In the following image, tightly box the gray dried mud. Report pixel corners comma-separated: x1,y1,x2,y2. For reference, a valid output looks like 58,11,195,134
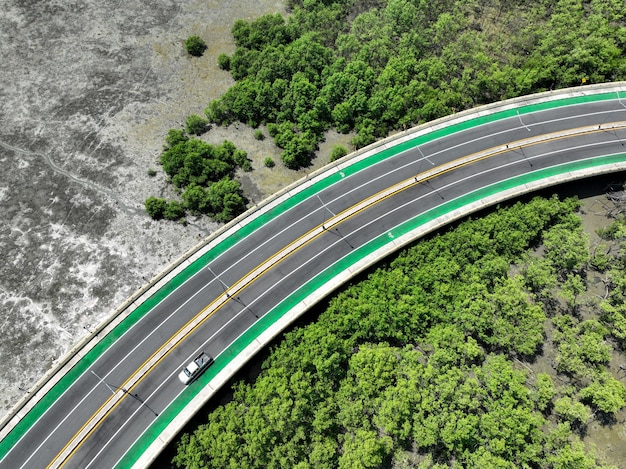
0,0,291,416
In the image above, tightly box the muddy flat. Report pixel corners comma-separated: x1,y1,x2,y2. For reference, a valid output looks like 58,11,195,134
0,0,291,417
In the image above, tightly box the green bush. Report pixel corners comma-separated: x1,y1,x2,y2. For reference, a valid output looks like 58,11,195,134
145,196,167,220
164,201,186,221
281,134,315,169
165,128,188,148
263,157,275,168
553,397,591,426
554,318,612,377
206,178,247,222
590,245,610,272
329,145,348,162
579,372,626,415
534,373,556,412
217,53,231,71
182,184,210,215
185,35,207,57
160,139,238,186
254,129,265,140
150,135,252,223
597,219,626,240
185,114,209,136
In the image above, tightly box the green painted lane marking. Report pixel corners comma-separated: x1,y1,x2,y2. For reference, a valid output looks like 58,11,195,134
117,153,626,468
0,89,622,461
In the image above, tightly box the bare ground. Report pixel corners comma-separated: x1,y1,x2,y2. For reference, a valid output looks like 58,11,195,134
0,0,296,417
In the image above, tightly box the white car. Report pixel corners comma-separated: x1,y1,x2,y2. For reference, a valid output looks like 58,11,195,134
178,351,213,385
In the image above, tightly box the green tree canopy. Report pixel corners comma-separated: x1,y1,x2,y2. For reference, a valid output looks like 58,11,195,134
202,0,626,167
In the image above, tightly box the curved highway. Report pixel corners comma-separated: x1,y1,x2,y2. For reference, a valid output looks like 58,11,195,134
1,85,626,468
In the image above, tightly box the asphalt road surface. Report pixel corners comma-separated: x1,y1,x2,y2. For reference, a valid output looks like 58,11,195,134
2,91,626,468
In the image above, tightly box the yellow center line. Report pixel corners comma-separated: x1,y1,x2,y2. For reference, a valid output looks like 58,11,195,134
50,121,626,468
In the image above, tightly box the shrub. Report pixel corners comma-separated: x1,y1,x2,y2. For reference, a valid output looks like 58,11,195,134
267,122,279,138
579,372,626,415
145,196,167,220
281,134,315,169
206,178,247,222
185,35,207,57
264,157,275,168
329,145,348,162
553,396,591,426
217,53,231,71
165,128,188,148
147,168,157,177
254,129,265,140
164,200,186,221
183,184,210,214
186,114,209,136
534,373,555,412
590,244,610,272
233,149,252,171
597,219,626,240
